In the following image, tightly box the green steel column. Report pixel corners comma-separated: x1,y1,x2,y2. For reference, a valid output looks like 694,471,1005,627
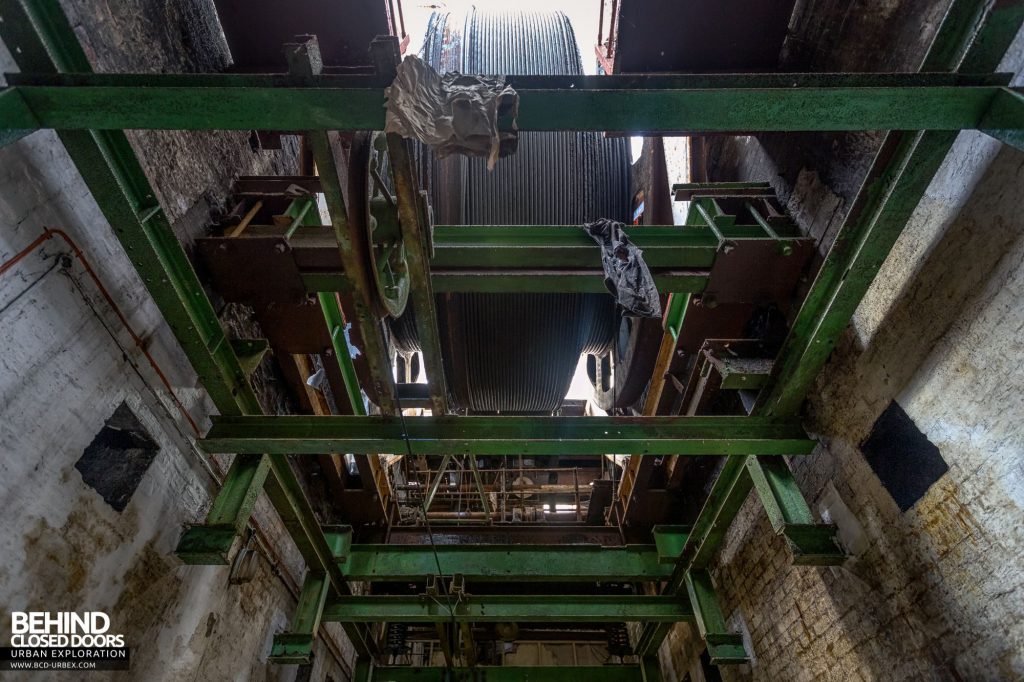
637,0,1024,662
979,87,1024,151
0,0,274,566
0,87,37,146
684,570,748,664
307,129,398,413
353,658,373,682
269,573,330,663
5,77,1018,133
319,292,366,415
746,457,845,565
641,657,663,682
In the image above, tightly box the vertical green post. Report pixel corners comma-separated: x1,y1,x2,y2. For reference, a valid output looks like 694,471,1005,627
269,573,330,663
684,570,748,665
746,457,845,565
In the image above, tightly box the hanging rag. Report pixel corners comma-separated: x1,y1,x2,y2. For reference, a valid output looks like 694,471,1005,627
384,55,519,170
584,219,662,318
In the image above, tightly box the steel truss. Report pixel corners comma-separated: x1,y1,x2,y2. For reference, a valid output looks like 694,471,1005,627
1,0,1021,677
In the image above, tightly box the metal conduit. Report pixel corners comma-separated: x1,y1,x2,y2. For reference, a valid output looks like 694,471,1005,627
392,9,631,413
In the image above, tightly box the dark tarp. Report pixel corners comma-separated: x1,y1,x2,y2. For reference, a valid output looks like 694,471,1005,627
584,219,662,318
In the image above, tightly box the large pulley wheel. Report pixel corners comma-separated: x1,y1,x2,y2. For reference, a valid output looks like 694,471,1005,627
362,131,410,318
588,314,663,411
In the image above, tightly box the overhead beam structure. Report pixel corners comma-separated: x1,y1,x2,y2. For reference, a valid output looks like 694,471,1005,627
339,543,682,582
200,415,817,456
1,72,1020,135
634,0,1024,657
3,0,1022,674
322,595,693,623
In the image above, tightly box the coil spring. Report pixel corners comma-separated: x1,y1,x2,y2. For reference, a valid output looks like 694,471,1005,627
606,623,630,656
386,622,409,655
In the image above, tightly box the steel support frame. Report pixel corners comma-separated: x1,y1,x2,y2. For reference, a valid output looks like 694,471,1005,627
199,415,817,456
338,543,685,582
0,0,383,656
636,0,1024,658
4,0,1022,670
323,595,693,623
2,73,1020,135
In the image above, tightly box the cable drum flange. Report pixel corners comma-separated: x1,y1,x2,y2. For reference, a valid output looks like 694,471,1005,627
391,9,631,413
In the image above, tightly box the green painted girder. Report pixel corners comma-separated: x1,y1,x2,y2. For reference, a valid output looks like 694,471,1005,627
427,225,795,268
0,87,36,145
423,269,708,294
368,665,646,682
754,1,1024,418
269,572,330,664
2,72,1019,134
307,129,398,414
322,595,693,624
287,222,781,293
319,292,366,416
685,570,748,664
340,544,676,582
199,415,816,456
746,456,845,565
287,223,800,264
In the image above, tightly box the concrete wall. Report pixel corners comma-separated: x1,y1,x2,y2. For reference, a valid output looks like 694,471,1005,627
661,10,1024,682
0,1,355,680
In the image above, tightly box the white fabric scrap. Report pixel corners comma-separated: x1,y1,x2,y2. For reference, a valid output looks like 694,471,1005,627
384,55,519,170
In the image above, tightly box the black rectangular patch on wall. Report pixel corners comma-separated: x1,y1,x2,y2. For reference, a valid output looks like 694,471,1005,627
75,401,160,512
860,400,948,512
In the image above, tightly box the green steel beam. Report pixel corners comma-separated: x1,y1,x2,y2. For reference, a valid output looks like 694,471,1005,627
303,270,707,294
307,131,397,415
641,657,663,682
199,415,816,456
368,665,645,682
979,87,1024,150
322,595,693,623
339,544,677,582
281,223,801,269
427,224,792,269
634,456,754,656
0,87,37,146
3,73,1019,133
753,128,960,416
685,570,748,665
319,292,365,415
756,0,1024,418
0,0,279,566
746,457,845,565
